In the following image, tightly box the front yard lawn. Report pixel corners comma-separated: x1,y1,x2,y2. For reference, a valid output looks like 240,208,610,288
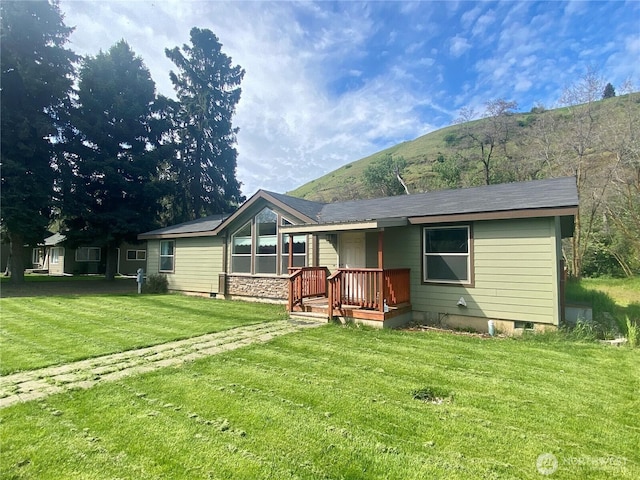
0,295,287,374
1,325,638,479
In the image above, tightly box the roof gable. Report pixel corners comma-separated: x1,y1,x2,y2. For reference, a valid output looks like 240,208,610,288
211,190,325,235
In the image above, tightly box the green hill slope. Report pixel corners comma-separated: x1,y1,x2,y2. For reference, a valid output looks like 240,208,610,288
288,94,639,203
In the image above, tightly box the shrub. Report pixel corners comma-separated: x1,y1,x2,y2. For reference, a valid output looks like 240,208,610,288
142,274,168,294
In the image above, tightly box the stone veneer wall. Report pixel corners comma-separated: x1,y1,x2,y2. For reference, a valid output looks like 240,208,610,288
225,275,288,301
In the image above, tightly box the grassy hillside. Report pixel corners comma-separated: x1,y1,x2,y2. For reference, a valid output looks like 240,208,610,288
288,94,639,202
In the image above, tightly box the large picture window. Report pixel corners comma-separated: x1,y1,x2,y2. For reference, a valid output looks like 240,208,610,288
423,226,471,284
76,247,101,262
159,240,175,272
230,209,307,275
232,222,252,273
255,209,278,274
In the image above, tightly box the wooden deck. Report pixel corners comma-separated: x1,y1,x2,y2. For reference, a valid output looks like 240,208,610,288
288,266,412,326
291,296,412,323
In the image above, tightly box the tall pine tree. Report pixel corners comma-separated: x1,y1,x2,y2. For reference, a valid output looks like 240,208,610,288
0,0,76,283
165,28,245,223
61,41,170,279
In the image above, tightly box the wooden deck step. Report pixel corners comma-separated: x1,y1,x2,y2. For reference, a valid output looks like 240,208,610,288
289,311,329,322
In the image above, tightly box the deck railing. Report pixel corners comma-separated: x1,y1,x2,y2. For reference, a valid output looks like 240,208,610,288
327,268,410,313
288,267,328,311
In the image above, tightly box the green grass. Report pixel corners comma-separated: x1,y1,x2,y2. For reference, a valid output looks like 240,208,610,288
1,325,638,479
572,277,640,308
0,295,287,374
565,277,640,338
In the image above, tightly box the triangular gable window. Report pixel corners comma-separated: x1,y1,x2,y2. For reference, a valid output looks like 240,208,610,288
230,209,307,275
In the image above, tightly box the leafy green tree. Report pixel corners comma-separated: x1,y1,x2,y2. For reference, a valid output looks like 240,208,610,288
165,27,245,223
363,154,408,197
432,154,461,189
452,99,519,186
61,41,170,279
0,0,76,283
602,82,616,99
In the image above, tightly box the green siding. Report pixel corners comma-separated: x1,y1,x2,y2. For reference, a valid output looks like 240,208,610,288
318,236,338,272
146,240,160,274
148,237,223,294
384,218,560,325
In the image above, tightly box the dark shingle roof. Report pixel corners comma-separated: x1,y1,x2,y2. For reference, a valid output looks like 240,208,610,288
139,177,577,238
264,190,325,221
316,177,577,223
139,214,228,237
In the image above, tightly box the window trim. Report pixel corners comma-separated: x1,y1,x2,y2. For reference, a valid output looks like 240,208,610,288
422,225,474,286
126,249,146,261
75,247,101,262
159,240,175,273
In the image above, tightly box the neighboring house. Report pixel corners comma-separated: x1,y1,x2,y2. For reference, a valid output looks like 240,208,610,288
33,233,146,276
139,177,578,333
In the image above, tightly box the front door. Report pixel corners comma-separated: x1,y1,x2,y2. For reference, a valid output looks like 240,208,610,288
339,232,366,304
339,232,365,268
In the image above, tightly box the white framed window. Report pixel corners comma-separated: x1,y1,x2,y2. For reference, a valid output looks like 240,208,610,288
159,240,174,272
281,234,307,273
75,247,101,262
231,221,252,273
32,248,44,266
423,226,471,284
126,250,146,261
50,247,62,264
255,208,278,274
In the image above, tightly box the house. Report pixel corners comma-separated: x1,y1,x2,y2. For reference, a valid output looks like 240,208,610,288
139,177,578,333
32,233,146,276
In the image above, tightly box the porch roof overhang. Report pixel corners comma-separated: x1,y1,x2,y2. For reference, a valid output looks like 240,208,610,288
408,205,578,232
280,217,408,234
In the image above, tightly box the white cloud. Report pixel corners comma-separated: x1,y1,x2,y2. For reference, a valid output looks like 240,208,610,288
449,35,472,57
60,1,434,196
57,0,640,197
471,10,496,37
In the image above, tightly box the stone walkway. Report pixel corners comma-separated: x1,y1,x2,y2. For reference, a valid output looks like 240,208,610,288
0,319,322,409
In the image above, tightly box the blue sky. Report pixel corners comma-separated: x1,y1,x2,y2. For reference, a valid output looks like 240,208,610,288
59,0,640,196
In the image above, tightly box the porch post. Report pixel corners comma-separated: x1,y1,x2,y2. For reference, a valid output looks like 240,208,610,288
378,230,384,312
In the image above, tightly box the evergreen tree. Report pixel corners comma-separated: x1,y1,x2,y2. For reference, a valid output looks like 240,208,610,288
0,0,76,283
602,82,616,99
165,28,245,223
61,41,170,279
